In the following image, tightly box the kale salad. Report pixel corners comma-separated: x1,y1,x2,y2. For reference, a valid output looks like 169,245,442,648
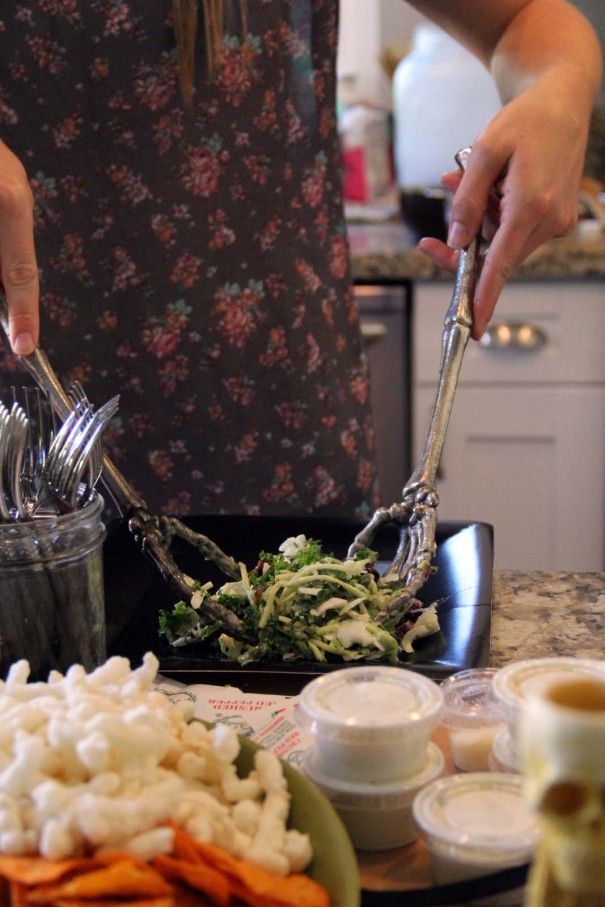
159,535,439,665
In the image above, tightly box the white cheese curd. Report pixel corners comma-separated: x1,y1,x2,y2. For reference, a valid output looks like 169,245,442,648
0,652,312,873
278,534,309,558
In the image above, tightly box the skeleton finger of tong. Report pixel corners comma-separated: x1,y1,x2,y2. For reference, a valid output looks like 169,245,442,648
0,297,246,639
347,147,481,625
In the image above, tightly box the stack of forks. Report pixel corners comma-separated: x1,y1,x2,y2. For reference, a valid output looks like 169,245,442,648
0,384,118,521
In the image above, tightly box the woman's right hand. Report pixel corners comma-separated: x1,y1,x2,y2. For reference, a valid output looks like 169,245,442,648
0,140,39,354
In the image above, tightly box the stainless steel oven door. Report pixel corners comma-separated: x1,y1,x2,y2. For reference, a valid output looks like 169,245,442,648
355,283,412,505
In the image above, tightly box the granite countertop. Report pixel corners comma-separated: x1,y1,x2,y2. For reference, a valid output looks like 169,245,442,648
490,570,605,664
348,218,605,283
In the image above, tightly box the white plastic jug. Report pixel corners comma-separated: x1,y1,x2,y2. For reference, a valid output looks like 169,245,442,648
393,24,502,190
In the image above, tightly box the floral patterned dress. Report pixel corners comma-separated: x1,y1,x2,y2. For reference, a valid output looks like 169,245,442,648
0,1,378,519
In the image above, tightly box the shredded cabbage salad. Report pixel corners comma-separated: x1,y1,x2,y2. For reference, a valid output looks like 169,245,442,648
159,535,440,665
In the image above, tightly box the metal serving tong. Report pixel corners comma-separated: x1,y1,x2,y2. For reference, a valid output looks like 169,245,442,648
347,147,480,624
0,295,245,638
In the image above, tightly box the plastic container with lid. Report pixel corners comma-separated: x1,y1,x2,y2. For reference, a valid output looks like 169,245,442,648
440,668,506,772
412,772,539,902
296,666,443,783
489,728,520,774
492,657,605,754
303,741,444,851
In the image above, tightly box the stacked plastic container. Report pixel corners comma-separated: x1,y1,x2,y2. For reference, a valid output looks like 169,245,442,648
412,667,538,899
297,666,444,850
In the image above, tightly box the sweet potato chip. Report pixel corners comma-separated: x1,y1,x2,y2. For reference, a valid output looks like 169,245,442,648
152,854,229,907
170,825,206,865
171,884,214,907
89,850,139,867
229,870,331,907
8,879,28,907
26,860,174,902
0,855,99,886
0,824,331,907
49,900,174,907
191,841,330,907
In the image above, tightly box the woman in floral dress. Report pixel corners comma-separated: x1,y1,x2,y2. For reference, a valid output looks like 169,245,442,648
0,1,601,519
0,1,379,517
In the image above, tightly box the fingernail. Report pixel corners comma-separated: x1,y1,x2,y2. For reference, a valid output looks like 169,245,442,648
13,332,34,355
448,220,470,249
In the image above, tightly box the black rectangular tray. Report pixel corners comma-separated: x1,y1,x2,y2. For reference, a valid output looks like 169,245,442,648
104,514,493,694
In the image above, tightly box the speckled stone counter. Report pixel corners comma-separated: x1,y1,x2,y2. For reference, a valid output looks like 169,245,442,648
348,219,605,283
490,571,605,665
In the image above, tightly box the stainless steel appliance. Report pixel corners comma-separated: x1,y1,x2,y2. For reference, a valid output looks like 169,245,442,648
355,282,412,504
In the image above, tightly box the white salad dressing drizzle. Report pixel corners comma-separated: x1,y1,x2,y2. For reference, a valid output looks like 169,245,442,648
317,677,419,723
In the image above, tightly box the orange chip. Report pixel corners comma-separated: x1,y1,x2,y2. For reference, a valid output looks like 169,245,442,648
8,879,29,907
152,854,229,906
189,842,235,875
171,883,215,907
90,850,139,867
26,859,174,903
49,900,174,907
0,855,98,886
0,825,331,907
170,825,205,865
191,841,330,907
228,869,331,907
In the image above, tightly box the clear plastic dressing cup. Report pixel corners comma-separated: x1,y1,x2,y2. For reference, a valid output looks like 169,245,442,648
297,665,443,783
441,668,506,772
412,771,539,902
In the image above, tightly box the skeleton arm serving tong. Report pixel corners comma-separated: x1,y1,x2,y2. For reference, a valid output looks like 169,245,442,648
347,146,479,624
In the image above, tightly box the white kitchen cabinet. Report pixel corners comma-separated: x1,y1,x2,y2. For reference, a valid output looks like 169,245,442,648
412,280,605,570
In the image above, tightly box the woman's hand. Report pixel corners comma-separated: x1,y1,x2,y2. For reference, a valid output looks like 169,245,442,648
419,76,590,340
0,140,39,354
410,0,602,340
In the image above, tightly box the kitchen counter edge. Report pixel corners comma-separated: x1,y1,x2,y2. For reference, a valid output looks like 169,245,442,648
350,223,605,283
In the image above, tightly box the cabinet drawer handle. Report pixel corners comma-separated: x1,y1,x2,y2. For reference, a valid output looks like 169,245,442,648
361,320,388,345
479,322,547,351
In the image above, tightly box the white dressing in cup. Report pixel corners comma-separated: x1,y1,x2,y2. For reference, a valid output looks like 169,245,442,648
440,668,505,772
412,772,539,903
296,666,443,782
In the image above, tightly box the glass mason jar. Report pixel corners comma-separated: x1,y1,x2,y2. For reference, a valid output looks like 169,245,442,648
0,492,106,680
